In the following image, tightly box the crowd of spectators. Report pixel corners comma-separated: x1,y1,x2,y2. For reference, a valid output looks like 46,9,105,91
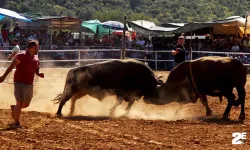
1,22,250,70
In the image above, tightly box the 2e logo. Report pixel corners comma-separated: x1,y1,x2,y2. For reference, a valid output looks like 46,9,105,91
232,132,247,144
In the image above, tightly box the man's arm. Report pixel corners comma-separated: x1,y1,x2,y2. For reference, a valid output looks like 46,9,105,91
36,67,44,78
172,47,181,56
0,58,20,83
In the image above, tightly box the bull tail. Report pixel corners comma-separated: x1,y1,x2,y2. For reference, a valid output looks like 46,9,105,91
51,70,71,104
52,93,64,104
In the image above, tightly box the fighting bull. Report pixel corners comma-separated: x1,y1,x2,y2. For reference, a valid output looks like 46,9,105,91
53,59,163,117
144,56,247,121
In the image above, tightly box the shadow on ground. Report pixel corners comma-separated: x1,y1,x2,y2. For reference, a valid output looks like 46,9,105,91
185,115,244,125
63,115,130,121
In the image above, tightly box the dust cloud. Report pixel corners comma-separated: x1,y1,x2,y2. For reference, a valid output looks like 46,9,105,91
0,68,191,121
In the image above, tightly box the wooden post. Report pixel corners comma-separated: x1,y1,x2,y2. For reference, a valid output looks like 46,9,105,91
121,16,127,59
50,26,52,47
79,25,83,46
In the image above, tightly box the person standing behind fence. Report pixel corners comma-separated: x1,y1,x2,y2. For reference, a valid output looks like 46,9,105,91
0,40,44,128
7,38,20,60
171,35,187,68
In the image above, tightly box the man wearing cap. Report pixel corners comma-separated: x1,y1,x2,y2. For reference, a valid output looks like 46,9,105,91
171,35,187,68
0,40,44,128
7,38,20,60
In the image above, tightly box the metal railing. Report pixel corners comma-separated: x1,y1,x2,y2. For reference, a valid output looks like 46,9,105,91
1,49,250,70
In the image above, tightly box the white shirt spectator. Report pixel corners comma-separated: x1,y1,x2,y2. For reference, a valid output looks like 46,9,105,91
12,44,20,53
231,45,240,51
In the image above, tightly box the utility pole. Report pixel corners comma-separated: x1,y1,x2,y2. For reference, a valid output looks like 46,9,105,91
121,16,127,59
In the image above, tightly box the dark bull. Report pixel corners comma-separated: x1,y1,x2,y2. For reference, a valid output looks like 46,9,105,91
144,56,247,121
53,59,163,117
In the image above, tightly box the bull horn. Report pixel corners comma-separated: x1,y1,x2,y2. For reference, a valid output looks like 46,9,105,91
157,75,163,80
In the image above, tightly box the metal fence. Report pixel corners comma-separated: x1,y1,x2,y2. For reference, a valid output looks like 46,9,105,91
1,48,250,70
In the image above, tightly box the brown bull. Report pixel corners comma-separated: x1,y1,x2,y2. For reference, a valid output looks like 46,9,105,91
144,56,247,121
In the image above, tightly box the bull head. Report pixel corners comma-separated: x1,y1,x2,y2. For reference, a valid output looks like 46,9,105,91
143,77,197,105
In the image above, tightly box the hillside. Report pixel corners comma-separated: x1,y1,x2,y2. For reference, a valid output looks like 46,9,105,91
3,0,250,24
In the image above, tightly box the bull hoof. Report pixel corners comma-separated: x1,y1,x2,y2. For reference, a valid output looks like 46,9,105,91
233,100,241,107
239,114,245,121
206,110,212,116
109,110,116,118
56,113,63,118
125,110,130,117
222,115,230,121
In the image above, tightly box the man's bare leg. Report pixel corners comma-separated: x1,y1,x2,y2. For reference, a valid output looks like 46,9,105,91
10,105,15,119
12,100,30,127
12,101,23,127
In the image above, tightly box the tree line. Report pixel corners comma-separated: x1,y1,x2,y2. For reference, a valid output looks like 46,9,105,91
3,0,250,25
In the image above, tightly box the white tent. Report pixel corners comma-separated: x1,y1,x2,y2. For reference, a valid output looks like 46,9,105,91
127,20,178,36
0,8,31,22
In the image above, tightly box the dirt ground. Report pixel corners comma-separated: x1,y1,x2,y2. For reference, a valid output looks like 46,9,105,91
0,68,250,149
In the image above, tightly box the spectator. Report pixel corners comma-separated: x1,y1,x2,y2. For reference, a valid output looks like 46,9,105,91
36,31,44,45
8,31,15,45
7,38,20,60
102,35,113,47
3,39,9,50
113,34,121,48
171,35,187,68
84,35,93,46
27,32,36,41
68,34,74,46
0,34,3,46
231,41,240,51
13,21,21,37
93,34,101,46
1,23,8,42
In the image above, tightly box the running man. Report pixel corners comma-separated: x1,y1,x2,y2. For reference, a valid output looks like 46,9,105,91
0,40,44,128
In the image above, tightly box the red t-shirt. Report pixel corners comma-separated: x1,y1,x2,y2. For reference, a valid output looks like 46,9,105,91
14,51,40,85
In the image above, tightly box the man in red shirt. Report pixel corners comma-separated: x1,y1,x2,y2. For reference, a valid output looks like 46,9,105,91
0,40,44,128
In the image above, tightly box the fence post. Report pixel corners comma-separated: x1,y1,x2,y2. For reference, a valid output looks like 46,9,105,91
78,49,81,67
120,48,122,59
155,51,158,71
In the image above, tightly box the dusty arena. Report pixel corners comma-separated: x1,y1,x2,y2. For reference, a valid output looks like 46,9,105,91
0,68,250,149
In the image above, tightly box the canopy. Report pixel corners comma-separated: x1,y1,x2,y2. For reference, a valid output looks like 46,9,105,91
102,21,124,30
19,16,81,30
127,20,177,36
174,16,250,36
0,14,5,20
38,16,81,29
82,20,101,33
0,8,31,22
82,20,116,35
